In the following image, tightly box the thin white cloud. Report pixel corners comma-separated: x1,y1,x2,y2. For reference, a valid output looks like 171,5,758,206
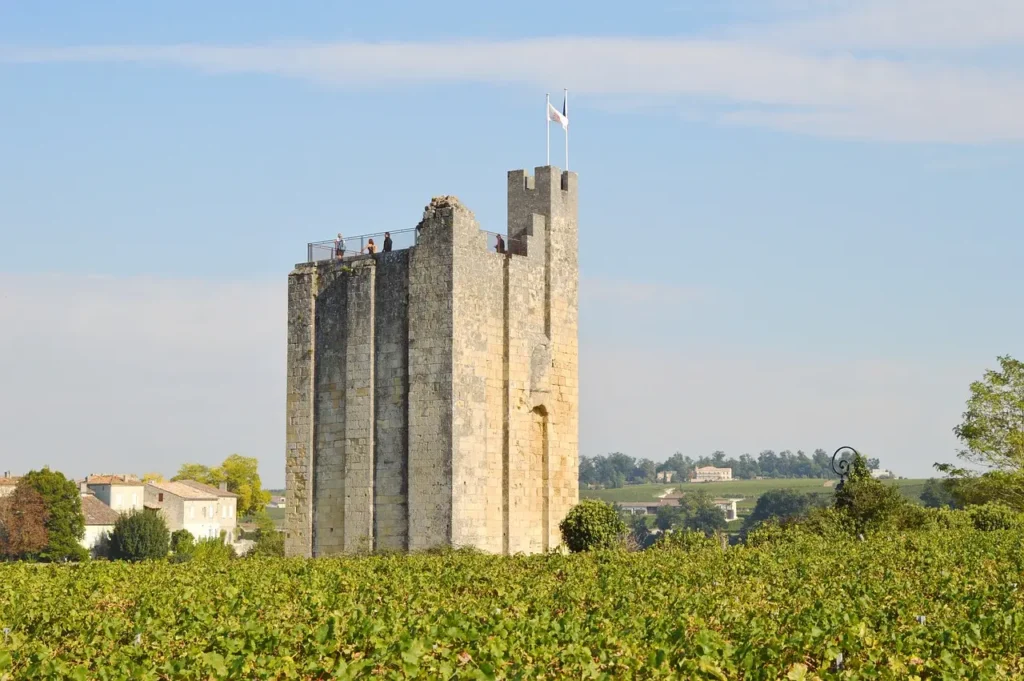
4,32,1024,142
743,0,1024,51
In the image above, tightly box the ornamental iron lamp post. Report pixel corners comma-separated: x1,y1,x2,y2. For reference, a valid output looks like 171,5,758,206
831,446,859,491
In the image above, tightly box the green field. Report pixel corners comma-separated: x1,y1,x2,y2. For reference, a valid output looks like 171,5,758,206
2,528,1022,678
583,478,929,506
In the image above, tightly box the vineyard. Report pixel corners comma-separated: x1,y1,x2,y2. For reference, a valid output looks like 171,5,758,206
2,529,1023,679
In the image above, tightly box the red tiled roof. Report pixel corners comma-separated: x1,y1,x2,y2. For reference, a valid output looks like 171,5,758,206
81,494,120,526
177,480,238,498
86,475,142,486
146,480,217,500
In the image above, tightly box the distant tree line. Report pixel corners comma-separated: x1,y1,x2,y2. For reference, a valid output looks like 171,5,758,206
580,450,882,488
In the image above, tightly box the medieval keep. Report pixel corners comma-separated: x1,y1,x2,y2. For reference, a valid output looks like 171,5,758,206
285,166,579,556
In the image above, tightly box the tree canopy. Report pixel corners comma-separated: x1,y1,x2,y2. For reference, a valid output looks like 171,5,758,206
742,488,820,532
173,455,270,517
938,355,1024,510
580,448,846,488
20,468,86,562
0,483,49,559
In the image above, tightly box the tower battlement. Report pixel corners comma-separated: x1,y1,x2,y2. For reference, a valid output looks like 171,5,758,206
285,167,579,556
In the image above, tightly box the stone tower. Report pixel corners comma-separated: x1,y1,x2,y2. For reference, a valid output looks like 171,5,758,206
285,166,578,556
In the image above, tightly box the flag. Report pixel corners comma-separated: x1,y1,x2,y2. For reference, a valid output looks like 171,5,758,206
548,97,568,130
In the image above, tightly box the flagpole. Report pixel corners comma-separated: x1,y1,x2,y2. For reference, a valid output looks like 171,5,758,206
564,89,569,170
546,93,551,166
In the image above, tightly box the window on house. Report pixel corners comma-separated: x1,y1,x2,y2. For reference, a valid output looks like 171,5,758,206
158,493,164,502
229,506,233,518
189,506,195,519
132,493,138,506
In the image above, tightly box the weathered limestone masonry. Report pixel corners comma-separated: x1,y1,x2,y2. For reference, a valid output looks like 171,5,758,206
285,166,578,556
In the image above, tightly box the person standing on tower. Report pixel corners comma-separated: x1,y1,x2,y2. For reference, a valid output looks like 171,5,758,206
383,232,393,252
495,233,506,254
334,233,345,260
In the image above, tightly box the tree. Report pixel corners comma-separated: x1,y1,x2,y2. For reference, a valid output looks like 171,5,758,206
686,495,727,536
833,453,907,533
141,472,165,483
110,510,170,561
21,468,87,562
248,512,285,557
742,489,817,532
220,454,271,517
174,455,269,518
0,483,49,559
654,505,684,531
866,458,881,471
937,356,1024,509
559,499,627,552
172,463,223,486
920,478,957,509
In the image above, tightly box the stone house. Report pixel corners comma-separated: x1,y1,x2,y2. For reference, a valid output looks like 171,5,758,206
693,466,733,483
177,480,239,535
85,474,145,513
655,471,676,483
80,493,119,557
144,480,237,541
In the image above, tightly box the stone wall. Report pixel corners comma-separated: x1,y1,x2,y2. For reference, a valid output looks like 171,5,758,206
285,167,578,556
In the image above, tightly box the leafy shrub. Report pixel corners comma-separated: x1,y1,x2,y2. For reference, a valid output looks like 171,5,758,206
968,502,1021,531
558,499,626,552
744,519,803,548
170,529,194,555
654,528,718,552
932,507,974,531
191,536,235,562
110,510,169,561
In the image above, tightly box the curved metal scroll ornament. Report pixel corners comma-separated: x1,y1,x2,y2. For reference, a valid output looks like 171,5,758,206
831,446,859,490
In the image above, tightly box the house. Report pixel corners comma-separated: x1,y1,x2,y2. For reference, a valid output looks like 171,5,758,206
177,480,239,536
144,480,237,541
693,466,733,482
870,469,894,480
617,499,683,515
80,493,120,557
618,495,744,522
267,495,286,509
0,473,19,498
712,498,743,521
85,474,145,513
655,471,676,483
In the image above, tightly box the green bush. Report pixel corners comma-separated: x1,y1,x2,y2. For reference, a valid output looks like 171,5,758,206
967,502,1021,531
558,499,626,552
932,507,974,531
109,511,169,562
191,536,235,562
654,528,718,552
170,529,194,555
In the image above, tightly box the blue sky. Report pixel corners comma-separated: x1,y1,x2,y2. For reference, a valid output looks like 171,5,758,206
2,0,1023,486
